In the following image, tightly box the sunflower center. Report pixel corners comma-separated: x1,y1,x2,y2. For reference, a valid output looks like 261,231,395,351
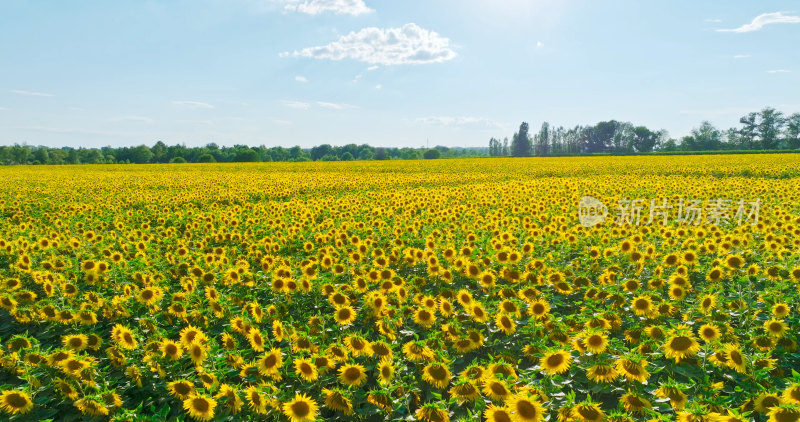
494,410,512,422
532,304,545,314
588,335,603,347
264,354,277,368
516,400,538,418
577,406,600,420
192,398,209,412
669,336,693,351
344,367,361,381
769,322,783,332
175,383,191,395
381,367,391,378
489,382,507,396
300,363,313,374
773,409,800,422
6,393,28,408
166,344,178,355
291,401,310,417
429,365,447,380
546,353,564,367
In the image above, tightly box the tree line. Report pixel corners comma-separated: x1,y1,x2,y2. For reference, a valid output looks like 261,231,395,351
0,142,484,165
490,107,800,156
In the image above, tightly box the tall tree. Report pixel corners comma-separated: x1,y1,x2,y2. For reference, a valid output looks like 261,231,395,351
511,122,530,157
738,112,758,149
632,126,657,153
757,107,785,150
785,113,800,149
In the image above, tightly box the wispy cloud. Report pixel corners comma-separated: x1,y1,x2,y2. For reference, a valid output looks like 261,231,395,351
282,0,372,16
733,54,751,59
367,65,379,71
173,100,214,109
766,69,790,73
417,116,503,129
316,101,356,110
717,12,800,33
273,119,292,125
536,41,544,48
291,23,457,66
375,84,382,90
705,18,722,23
284,100,311,109
0,107,8,111
110,116,154,123
12,89,54,97
295,75,308,83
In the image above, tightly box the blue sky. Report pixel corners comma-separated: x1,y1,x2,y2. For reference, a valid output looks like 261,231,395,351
1,0,798,148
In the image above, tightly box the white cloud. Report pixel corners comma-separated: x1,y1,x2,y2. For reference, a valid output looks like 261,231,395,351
12,89,54,97
279,51,290,58
717,12,800,33
173,100,214,109
417,116,503,129
0,107,7,111
284,100,311,109
352,73,363,82
293,23,457,66
367,65,379,71
295,75,308,82
375,84,382,90
536,41,544,48
733,54,751,59
767,69,790,73
283,0,372,16
316,101,356,110
110,116,154,123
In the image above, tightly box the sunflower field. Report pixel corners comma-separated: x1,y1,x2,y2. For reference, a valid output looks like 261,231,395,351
1,155,799,422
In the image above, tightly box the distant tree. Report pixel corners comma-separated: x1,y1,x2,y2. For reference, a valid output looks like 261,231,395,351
632,126,658,153
785,113,800,149
738,112,758,149
533,122,549,156
288,146,308,161
758,107,785,150
235,148,260,162
423,149,441,159
358,148,375,160
682,121,722,151
151,141,167,163
197,153,216,163
32,147,50,164
129,145,154,164
340,152,354,161
660,138,678,151
311,144,333,161
375,148,388,160
590,121,618,153
511,122,531,157
170,157,187,163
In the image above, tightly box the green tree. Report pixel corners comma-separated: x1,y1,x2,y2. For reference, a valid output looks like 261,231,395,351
130,145,154,164
197,153,216,163
511,122,531,157
170,157,187,163
423,149,441,159
738,112,758,149
757,107,785,149
785,113,800,149
632,126,658,153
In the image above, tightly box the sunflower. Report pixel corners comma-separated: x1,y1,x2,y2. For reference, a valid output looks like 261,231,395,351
495,313,516,335
334,305,357,326
483,379,511,401
183,394,216,421
507,394,545,422
630,295,653,316
785,383,800,404
339,363,367,387
572,402,605,422
698,324,721,342
655,385,688,410
214,384,243,415
367,390,393,412
377,358,394,385
416,402,450,422
584,332,608,354
725,254,745,270
539,350,572,376
767,405,800,422
422,363,452,389
345,335,372,357
471,302,489,323
258,348,284,377
321,388,353,415
663,332,701,362
187,342,207,366
484,404,513,422
248,329,266,352
403,341,435,362
244,386,268,414
168,380,196,399
414,307,436,329
772,303,791,318
620,392,652,414
725,344,747,373
586,363,619,383
180,325,208,348
283,393,318,422
111,324,138,350
449,379,480,403
765,319,787,337
62,334,88,351
755,393,784,414
615,357,650,383
294,357,319,382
